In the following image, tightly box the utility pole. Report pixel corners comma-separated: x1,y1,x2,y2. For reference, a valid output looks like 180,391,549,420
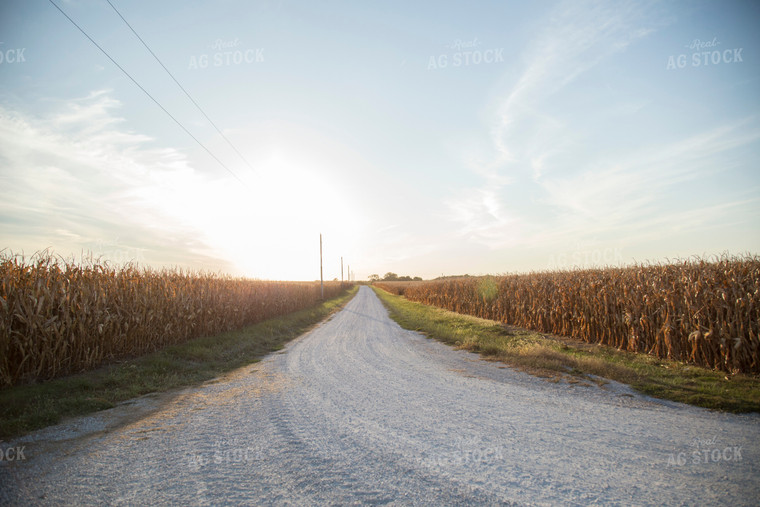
320,233,324,299
341,256,344,286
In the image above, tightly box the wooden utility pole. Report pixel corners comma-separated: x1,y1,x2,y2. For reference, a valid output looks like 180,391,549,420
320,233,324,299
341,256,344,285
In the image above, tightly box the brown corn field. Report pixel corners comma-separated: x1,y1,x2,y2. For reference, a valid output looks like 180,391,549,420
0,253,348,387
376,256,760,374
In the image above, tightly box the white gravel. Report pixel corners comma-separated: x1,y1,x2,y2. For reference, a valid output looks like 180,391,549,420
1,285,758,505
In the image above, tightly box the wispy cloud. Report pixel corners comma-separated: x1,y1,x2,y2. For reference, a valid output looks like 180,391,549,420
491,0,657,162
0,91,234,270
532,118,760,243
448,0,659,248
446,0,759,262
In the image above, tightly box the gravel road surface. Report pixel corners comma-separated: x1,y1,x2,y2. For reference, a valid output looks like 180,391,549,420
1,285,758,505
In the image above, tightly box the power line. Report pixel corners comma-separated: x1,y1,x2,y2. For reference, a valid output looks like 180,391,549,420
47,0,248,187
104,0,256,174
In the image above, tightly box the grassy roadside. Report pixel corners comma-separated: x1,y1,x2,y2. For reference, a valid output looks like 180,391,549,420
0,286,358,439
373,287,760,413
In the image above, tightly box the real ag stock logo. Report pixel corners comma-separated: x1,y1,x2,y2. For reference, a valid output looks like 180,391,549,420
666,435,743,467
186,438,263,471
88,237,147,266
420,435,506,468
0,442,26,462
547,242,624,270
188,38,264,70
666,37,743,70
427,38,504,70
0,42,26,64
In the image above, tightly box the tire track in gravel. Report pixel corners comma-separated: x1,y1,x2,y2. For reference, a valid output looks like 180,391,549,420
1,285,758,505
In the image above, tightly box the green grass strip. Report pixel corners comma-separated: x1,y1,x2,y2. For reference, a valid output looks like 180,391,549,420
373,286,760,413
0,286,358,438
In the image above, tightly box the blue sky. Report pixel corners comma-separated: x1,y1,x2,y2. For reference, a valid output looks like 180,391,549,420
1,0,758,280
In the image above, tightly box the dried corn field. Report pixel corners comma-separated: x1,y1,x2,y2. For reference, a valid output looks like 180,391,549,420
376,256,760,374
0,253,348,387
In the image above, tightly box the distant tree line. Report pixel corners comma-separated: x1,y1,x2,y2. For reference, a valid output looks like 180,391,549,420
368,272,423,282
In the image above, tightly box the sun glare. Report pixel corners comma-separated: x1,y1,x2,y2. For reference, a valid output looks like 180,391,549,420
174,152,358,280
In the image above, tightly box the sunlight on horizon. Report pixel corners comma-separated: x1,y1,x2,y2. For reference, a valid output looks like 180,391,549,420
1,0,758,280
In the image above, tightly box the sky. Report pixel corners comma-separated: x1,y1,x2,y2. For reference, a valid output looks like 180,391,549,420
1,0,758,281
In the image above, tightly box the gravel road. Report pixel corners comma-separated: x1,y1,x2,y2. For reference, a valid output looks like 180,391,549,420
1,285,758,505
